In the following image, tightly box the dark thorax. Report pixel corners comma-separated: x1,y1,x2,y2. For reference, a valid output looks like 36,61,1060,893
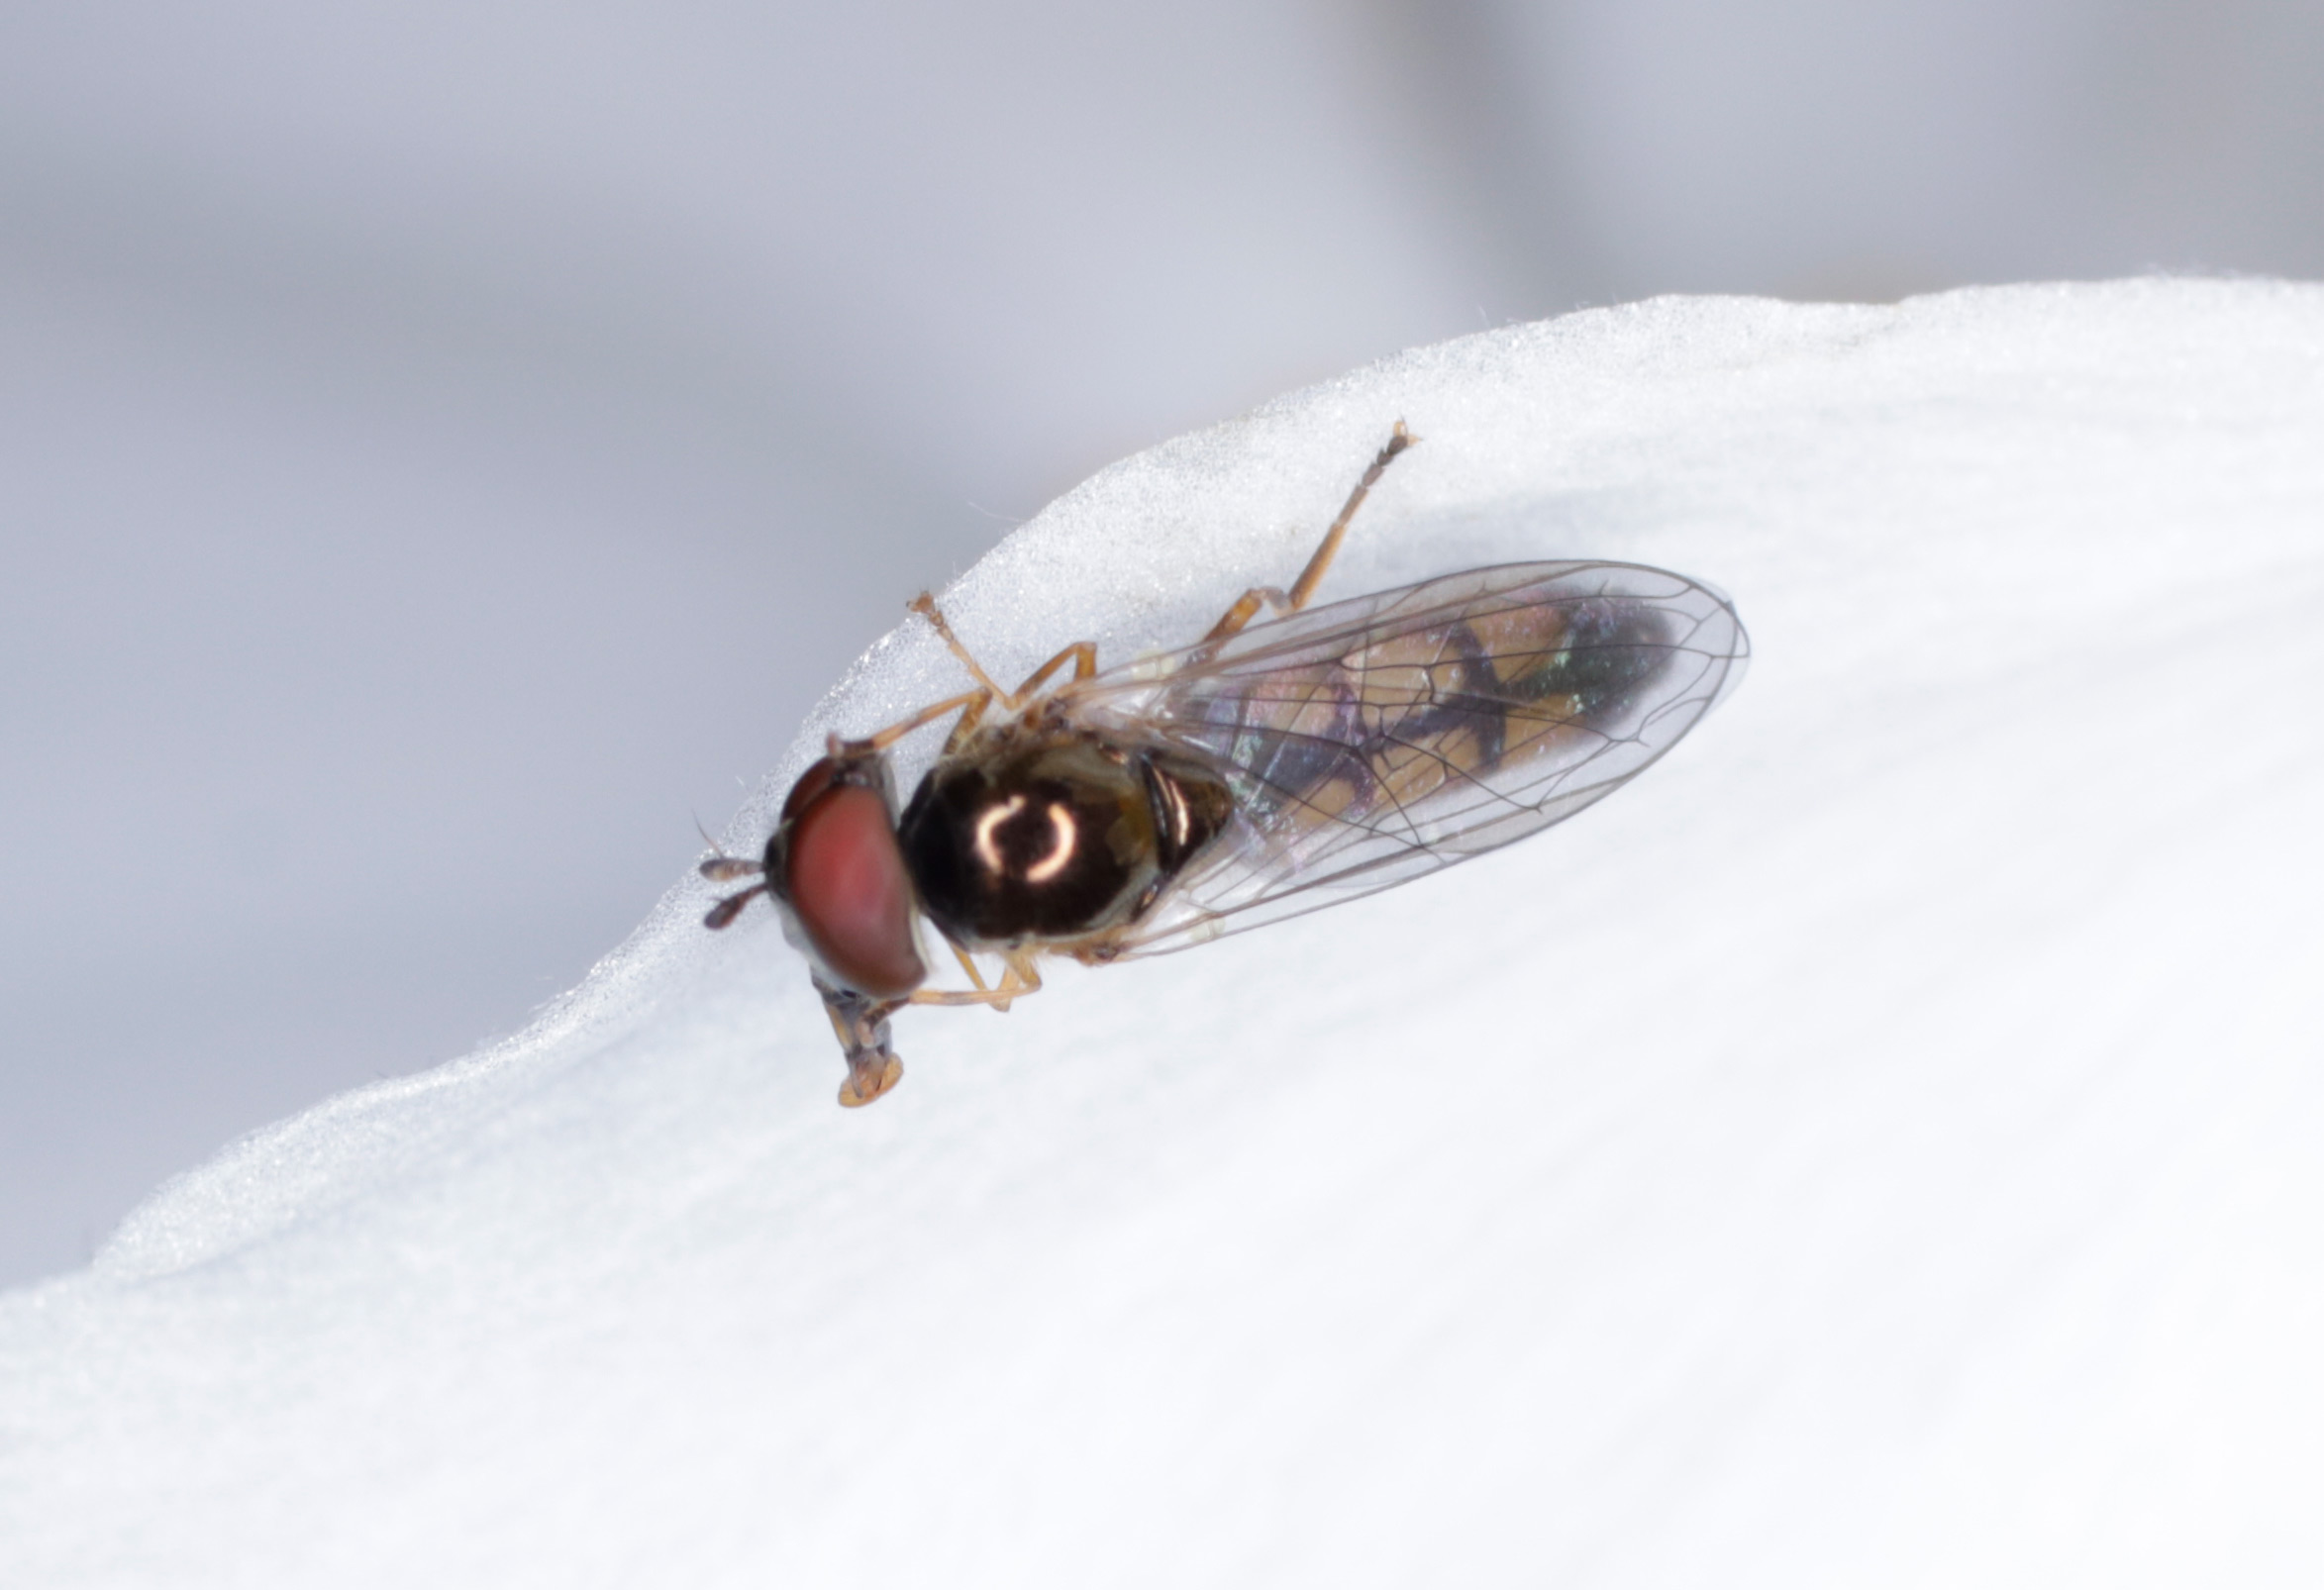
898,723,1232,953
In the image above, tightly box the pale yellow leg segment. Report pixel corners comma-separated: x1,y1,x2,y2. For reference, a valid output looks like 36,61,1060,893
1197,585,1293,647
905,952,1044,1013
913,592,1099,717
1010,641,1099,701
909,593,1011,700
903,986,1019,1010
950,942,994,992
837,688,990,755
1202,420,1417,646
987,952,1042,1014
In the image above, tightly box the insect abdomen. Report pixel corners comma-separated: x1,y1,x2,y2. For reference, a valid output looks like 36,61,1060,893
1489,596,1673,728
1177,594,1676,830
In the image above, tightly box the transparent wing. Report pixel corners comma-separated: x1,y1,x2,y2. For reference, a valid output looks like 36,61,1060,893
1065,560,1748,954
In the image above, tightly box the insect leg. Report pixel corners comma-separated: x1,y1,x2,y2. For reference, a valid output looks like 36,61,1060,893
913,593,1099,711
1196,584,1292,648
694,815,761,881
835,688,990,755
1000,948,1043,998
948,941,995,991
982,950,1042,1013
702,883,767,930
905,953,1044,1013
1011,641,1099,699
903,985,1021,1010
1201,420,1417,646
943,942,1027,1014
908,593,1014,699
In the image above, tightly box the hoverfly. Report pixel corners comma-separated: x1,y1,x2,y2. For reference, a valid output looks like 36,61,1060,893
703,425,1748,1106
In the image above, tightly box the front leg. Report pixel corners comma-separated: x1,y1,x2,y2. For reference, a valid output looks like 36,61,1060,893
834,688,990,757
911,593,1098,717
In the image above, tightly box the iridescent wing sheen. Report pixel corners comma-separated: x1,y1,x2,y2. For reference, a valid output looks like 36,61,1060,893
1064,560,1748,954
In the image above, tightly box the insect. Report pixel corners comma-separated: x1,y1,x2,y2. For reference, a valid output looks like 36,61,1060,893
702,424,1748,1106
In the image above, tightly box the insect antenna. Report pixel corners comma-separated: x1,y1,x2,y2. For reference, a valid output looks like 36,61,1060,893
695,813,763,882
703,884,767,930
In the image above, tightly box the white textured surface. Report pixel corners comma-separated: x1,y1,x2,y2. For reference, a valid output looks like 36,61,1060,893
4,280,2321,1586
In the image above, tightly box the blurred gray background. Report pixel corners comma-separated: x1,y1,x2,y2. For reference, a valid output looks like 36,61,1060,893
3,0,2319,1287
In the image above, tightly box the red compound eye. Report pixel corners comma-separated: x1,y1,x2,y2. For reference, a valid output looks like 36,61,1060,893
782,780,927,999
